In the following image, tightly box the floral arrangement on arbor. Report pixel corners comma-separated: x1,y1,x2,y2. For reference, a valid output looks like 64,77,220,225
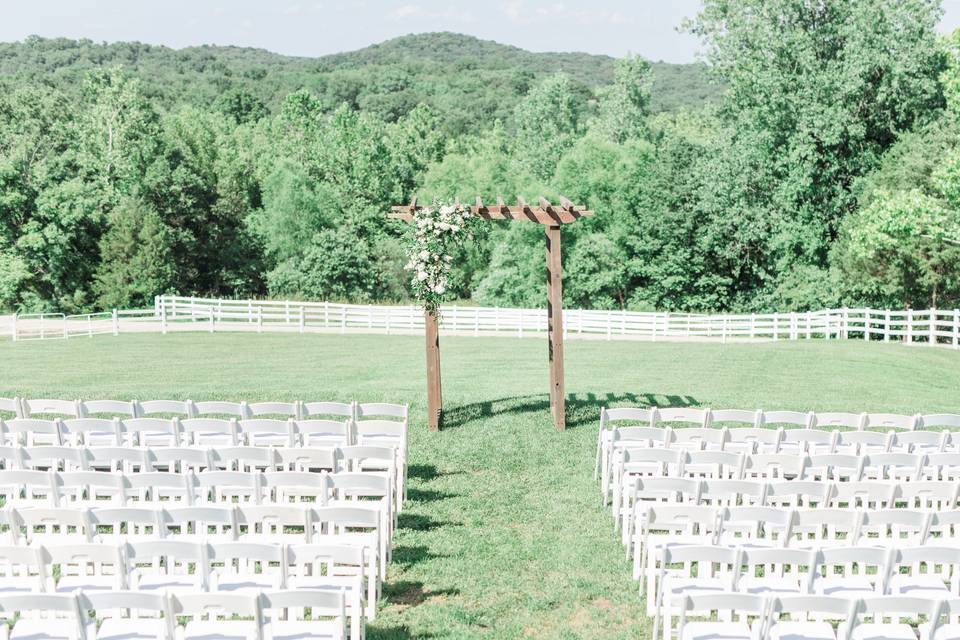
404,199,476,314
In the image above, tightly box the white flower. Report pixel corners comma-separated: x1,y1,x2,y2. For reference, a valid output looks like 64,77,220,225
440,205,455,215
419,250,430,260
417,271,428,282
433,284,445,294
450,224,460,233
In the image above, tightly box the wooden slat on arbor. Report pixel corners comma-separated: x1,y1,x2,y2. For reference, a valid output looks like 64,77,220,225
388,196,592,225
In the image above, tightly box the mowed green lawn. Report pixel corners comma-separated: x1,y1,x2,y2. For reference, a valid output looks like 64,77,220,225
2,333,959,639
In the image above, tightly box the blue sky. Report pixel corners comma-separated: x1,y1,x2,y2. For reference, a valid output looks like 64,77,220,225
5,0,960,63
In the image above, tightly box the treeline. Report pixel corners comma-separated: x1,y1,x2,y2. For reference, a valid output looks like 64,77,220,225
1,3,959,314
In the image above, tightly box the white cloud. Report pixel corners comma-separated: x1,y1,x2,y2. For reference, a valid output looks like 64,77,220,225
283,3,304,15
391,3,474,22
503,1,633,26
393,3,422,18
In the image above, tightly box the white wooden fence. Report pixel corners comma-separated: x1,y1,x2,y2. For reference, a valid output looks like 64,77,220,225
2,294,959,348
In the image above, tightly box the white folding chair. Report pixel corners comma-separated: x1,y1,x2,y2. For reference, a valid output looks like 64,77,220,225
192,401,249,419
295,420,351,448
61,419,122,447
596,407,656,485
237,505,313,544
168,592,261,640
89,507,161,541
275,448,339,474
122,418,179,447
682,450,744,480
338,445,402,507
79,400,137,419
866,413,919,432
0,469,58,506
209,541,285,592
831,481,898,510
160,506,238,542
47,542,126,593
239,420,296,448
0,593,88,640
20,446,87,472
789,508,861,549
737,546,817,596
0,398,21,419
921,414,960,431
814,412,867,431
633,505,721,585
247,402,299,420
897,481,960,511
779,428,836,456
742,454,807,481
657,407,711,429
614,449,686,530
717,506,794,549
804,454,864,482
56,471,126,507
857,510,931,548
264,471,326,504
196,471,263,504
887,546,960,599
726,428,783,456
181,418,238,447
127,539,209,593
652,545,741,634
312,506,385,580
148,447,211,473
854,596,943,640
834,431,893,456
604,419,671,502
16,507,94,545
87,447,150,474
671,592,766,640
814,546,893,598
923,454,960,482
20,399,80,420
260,589,348,640
894,430,949,455
698,480,767,509
862,453,924,481
672,427,729,452
4,419,63,447
626,477,702,544
766,594,858,640
126,472,195,506
210,447,278,473
287,543,372,632
766,480,834,509
354,402,408,451
325,472,394,540
137,400,193,419
80,591,170,640
710,410,762,429
0,545,49,596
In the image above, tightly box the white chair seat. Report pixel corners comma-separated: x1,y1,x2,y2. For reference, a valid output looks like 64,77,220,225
813,577,876,598
183,621,258,640
680,621,760,640
737,576,803,596
921,622,960,640
10,620,89,640
133,573,202,592
766,621,836,640
851,624,916,640
266,621,344,640
96,618,167,640
56,575,118,593
211,572,281,592
0,577,42,595
888,574,948,597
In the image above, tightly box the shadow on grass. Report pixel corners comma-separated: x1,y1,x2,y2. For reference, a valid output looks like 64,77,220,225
397,512,456,532
366,624,435,640
391,544,450,568
383,580,461,607
406,487,456,503
442,391,700,430
407,464,464,483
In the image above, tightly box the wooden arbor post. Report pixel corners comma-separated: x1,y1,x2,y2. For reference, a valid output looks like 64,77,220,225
389,196,592,432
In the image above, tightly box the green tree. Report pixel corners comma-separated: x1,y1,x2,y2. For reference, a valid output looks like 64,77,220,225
93,195,176,309
513,74,582,181
589,55,652,143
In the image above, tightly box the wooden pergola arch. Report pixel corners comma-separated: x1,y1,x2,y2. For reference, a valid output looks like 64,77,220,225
388,196,592,432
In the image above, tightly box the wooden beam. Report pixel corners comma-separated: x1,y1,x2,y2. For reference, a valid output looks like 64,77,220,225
545,224,565,431
389,201,592,225
425,309,442,431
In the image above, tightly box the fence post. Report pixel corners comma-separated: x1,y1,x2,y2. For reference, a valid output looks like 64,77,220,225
112,309,119,336
172,296,178,319
954,309,959,349
218,299,223,324
773,313,779,341
299,306,305,334
161,305,167,335
209,311,214,333
519,308,524,338
341,306,346,334
864,310,870,342
750,313,756,339
929,308,937,347
907,308,913,344
805,311,812,339
367,305,373,330
257,307,262,334
885,310,891,343
11,313,16,342
154,295,160,319
324,301,330,329
722,316,728,344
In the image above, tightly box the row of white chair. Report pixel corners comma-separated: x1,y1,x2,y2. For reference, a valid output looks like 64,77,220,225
619,477,960,544
612,450,960,522
633,505,960,583
662,592,955,640
600,424,960,502
0,444,404,507
0,540,374,637
0,417,400,450
596,406,960,493
0,590,350,640
653,544,960,637
0,397,406,423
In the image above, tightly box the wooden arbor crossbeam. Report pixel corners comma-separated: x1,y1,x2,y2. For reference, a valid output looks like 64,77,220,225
389,196,592,432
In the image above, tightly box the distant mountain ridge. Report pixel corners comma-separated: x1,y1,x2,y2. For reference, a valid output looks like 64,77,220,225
0,32,722,132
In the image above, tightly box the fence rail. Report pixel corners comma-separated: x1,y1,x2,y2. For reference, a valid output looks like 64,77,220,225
2,295,959,349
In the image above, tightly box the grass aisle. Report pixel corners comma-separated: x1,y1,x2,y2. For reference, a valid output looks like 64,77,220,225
2,333,959,638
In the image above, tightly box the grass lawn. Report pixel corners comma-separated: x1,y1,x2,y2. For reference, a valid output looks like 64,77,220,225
2,333,959,639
